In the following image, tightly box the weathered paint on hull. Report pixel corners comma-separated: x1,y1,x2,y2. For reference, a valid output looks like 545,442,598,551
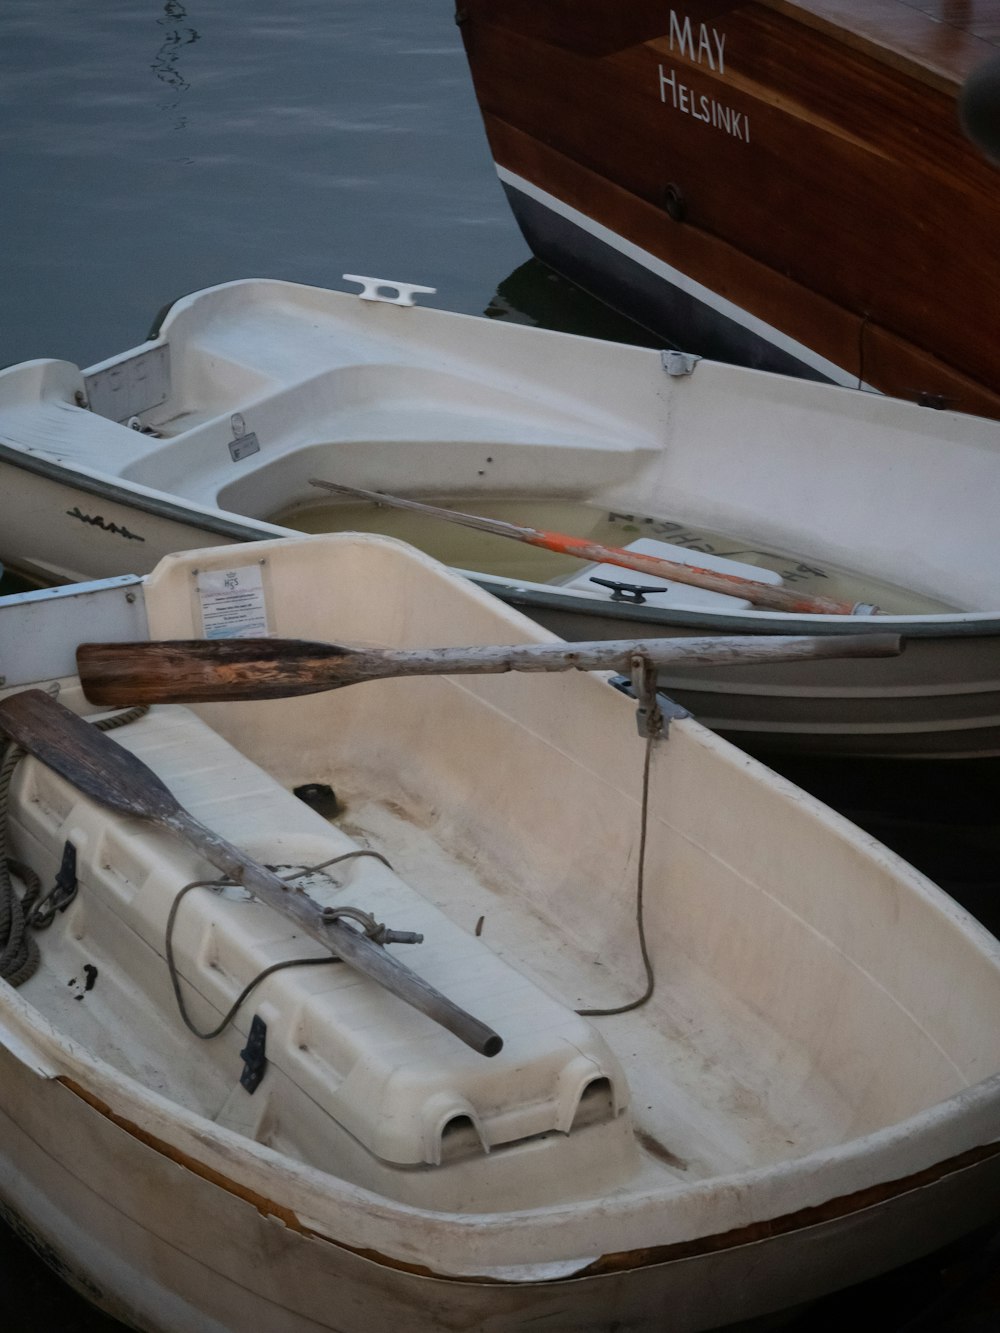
3,1051,1000,1332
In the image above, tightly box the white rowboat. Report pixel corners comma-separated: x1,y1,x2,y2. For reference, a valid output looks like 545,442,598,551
2,276,1000,756
0,533,999,1330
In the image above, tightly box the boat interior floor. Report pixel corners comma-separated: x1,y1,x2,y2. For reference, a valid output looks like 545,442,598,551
6,697,870,1212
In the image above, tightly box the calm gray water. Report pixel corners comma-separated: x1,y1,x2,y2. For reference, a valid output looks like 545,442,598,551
1,2,999,1328
0,0,529,371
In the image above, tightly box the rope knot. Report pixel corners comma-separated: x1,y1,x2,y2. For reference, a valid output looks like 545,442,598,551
321,904,423,945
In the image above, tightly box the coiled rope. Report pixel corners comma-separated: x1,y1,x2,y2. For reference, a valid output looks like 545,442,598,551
0,694,148,987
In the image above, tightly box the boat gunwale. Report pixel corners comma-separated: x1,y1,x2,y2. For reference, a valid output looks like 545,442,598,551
40,1075,1000,1287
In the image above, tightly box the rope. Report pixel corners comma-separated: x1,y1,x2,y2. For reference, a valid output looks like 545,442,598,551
576,731,656,1017
92,704,150,733
0,741,40,987
0,697,149,987
165,850,397,1040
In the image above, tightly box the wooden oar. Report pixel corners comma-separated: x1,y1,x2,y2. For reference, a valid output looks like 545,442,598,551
0,689,503,1058
308,480,877,617
76,633,902,706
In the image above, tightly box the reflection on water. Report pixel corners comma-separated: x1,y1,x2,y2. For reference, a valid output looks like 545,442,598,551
485,258,665,348
152,0,200,129
0,0,531,371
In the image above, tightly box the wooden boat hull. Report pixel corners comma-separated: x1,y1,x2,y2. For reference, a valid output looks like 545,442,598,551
3,278,1000,758
458,1,1000,420
1,537,1000,1329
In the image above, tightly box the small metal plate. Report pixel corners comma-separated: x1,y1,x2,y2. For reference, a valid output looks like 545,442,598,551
228,432,260,461
84,344,170,423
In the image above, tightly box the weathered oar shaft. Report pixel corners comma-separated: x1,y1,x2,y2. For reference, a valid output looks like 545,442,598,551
308,480,872,617
77,633,903,706
162,806,502,1057
328,634,903,680
0,690,502,1057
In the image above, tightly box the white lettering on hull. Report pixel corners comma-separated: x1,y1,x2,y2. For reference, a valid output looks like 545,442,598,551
659,11,747,142
658,64,750,143
668,11,726,73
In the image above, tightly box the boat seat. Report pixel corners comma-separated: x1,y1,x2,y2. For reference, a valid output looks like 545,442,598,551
9,705,631,1171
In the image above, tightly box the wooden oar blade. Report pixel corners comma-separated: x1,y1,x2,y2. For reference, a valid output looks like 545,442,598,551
0,689,179,822
77,639,365,706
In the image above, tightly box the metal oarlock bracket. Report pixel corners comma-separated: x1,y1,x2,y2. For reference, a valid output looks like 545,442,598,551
630,654,665,739
342,274,437,306
611,667,691,739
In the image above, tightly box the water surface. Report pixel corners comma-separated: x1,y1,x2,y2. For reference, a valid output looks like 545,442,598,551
0,0,528,370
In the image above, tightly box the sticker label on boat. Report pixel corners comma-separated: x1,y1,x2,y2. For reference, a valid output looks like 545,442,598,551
197,564,269,638
229,432,260,462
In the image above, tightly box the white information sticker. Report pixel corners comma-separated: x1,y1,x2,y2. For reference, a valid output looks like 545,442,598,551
197,564,269,639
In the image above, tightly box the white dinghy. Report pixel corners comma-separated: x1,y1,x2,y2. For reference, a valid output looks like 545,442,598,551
0,533,998,1331
2,275,1000,757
